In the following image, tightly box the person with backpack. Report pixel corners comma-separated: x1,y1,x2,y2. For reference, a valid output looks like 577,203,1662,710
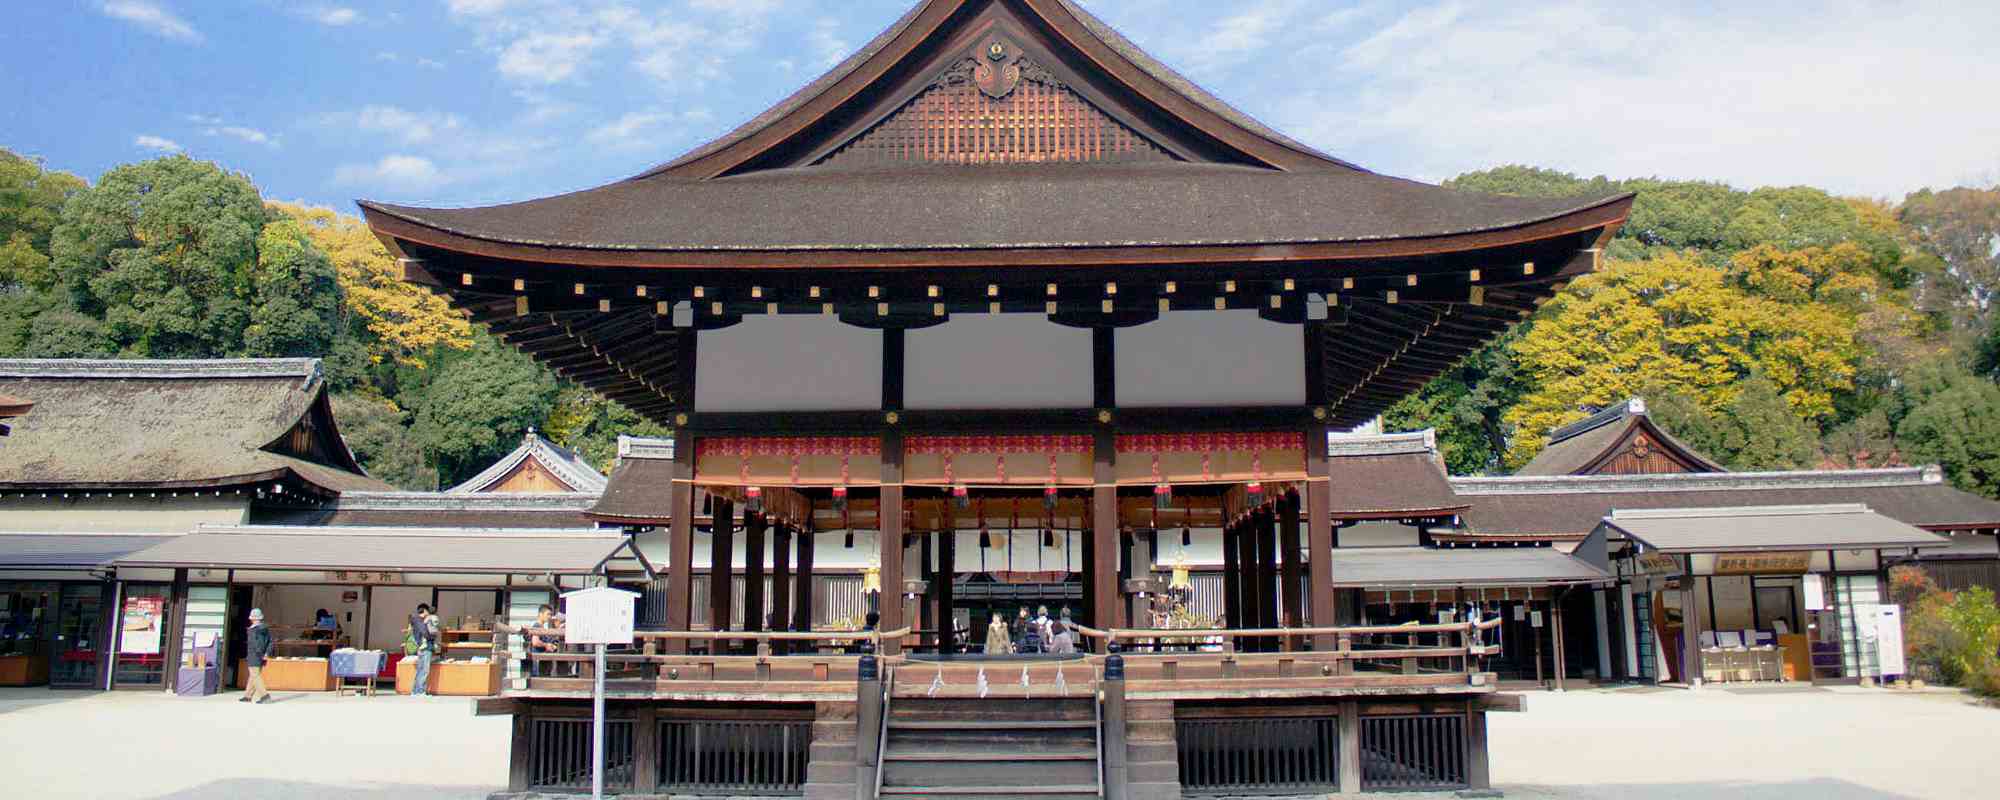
409,603,439,696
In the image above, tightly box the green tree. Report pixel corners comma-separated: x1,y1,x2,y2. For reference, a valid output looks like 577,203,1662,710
409,334,562,486
331,393,434,490
1895,363,2000,497
541,387,675,473
1899,187,2000,331
48,156,270,356
1714,374,1821,470
0,149,87,289
242,217,341,357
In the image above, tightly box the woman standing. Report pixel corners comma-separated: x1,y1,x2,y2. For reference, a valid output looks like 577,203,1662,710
984,612,1012,654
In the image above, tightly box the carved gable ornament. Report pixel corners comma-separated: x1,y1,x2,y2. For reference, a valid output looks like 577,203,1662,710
937,35,1062,99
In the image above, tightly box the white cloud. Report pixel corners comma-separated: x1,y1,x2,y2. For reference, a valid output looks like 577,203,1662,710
134,135,182,152
310,7,360,26
207,125,278,148
447,0,511,15
805,18,848,71
100,1,201,43
327,106,464,145
333,155,448,192
498,32,601,84
585,111,673,148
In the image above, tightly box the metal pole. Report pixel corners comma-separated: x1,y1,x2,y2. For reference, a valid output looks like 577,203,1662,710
593,642,606,800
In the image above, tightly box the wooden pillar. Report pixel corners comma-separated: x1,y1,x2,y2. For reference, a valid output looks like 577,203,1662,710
1244,507,1266,650
1081,513,1097,636
937,525,957,653
508,709,533,792
772,521,793,638
878,434,906,654
1092,430,1123,635
632,703,659,793
1465,701,1491,789
743,511,767,633
665,446,696,654
1305,425,1335,649
1552,588,1568,691
1221,517,1241,631
1682,563,1701,687
163,568,188,691
794,523,816,641
1279,489,1304,650
709,497,736,645
1257,505,1280,649
1235,511,1257,646
1337,700,1361,794
919,530,935,645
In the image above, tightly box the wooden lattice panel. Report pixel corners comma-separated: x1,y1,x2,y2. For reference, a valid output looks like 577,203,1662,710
821,67,1172,165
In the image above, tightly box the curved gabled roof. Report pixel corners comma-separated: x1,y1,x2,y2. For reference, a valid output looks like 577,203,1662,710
360,0,1631,266
447,430,607,494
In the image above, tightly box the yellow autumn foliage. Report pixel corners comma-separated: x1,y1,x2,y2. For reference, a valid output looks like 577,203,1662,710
1503,250,1862,467
272,202,471,366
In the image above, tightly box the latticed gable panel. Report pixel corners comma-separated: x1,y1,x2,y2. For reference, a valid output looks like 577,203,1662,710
818,57,1173,166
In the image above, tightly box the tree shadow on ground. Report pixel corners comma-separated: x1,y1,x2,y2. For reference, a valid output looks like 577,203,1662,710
1502,777,1921,799
147,779,498,800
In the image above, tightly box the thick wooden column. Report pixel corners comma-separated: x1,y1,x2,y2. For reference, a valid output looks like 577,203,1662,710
709,498,736,644
1279,489,1304,648
772,521,793,638
1682,566,1701,687
793,523,816,638
1221,517,1242,631
665,448,696,654
1256,505,1280,649
742,512,767,633
936,526,957,653
1305,425,1335,649
1092,431,1123,640
878,433,906,654
1236,512,1258,642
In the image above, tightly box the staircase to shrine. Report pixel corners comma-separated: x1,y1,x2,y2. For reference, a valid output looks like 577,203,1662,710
877,695,1103,799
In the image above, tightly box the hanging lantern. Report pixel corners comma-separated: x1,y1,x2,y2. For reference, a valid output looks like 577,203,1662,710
1042,528,1055,548
978,525,991,549
1169,554,1192,591
832,485,848,512
1153,483,1172,509
1043,485,1058,512
862,563,881,595
745,485,764,512
1246,481,1264,505
843,529,855,549
1182,518,1193,548
952,484,970,509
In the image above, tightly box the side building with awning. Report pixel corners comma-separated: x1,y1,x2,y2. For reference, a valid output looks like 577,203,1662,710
1594,504,1948,687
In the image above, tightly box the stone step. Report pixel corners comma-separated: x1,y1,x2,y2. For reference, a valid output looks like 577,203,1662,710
882,756,1098,788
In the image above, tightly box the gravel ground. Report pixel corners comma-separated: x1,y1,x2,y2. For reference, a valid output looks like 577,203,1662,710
0,684,1993,798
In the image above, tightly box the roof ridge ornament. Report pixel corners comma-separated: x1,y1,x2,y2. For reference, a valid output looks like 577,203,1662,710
932,35,1064,100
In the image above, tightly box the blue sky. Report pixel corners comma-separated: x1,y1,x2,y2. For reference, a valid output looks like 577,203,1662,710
5,1,1996,213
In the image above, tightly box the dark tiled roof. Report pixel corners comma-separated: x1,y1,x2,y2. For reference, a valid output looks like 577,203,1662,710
0,359,391,494
255,491,603,529
1325,431,1465,518
115,525,640,575
362,162,1617,254
1327,546,1609,588
589,437,678,523
1600,504,1948,553
1449,467,2000,538
0,533,177,569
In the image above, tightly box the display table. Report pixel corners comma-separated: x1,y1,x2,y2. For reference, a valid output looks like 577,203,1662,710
0,654,49,686
238,658,334,691
396,657,501,696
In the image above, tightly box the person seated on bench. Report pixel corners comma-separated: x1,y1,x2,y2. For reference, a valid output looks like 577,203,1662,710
529,605,564,676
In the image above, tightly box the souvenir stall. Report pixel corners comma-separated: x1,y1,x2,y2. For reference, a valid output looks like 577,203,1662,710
109,524,651,696
1600,504,1947,686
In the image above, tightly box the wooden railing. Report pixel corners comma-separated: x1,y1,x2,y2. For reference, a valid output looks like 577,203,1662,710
1072,619,1504,693
492,625,911,697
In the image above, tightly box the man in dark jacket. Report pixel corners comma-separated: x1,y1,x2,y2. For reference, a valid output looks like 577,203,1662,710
410,604,438,696
241,608,273,704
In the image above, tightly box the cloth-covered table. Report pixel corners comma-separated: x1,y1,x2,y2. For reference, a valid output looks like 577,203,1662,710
329,649,386,696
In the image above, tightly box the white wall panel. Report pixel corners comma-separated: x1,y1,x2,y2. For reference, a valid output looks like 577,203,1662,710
906,315,1093,410
695,316,882,412
1115,310,1304,407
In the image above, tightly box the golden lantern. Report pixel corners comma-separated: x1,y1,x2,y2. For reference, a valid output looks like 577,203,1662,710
1169,553,1192,592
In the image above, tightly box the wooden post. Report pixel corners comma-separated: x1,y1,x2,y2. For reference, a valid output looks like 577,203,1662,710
1243,506,1266,652
1257,505,1280,648
1337,700,1361,793
1305,425,1335,650
632,703,659,793
665,446,696,654
856,653,883,795
509,708,533,792
1682,563,1701,688
794,522,816,645
937,524,957,654
1102,652,1129,800
772,522,794,652
709,497,736,649
1278,489,1303,651
1092,431,1123,638
878,433,906,655
1221,517,1242,632
1552,588,1568,692
164,568,188,692
743,511,767,634
1465,700,1491,790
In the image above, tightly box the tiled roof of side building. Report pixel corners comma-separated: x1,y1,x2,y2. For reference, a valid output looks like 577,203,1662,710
253,491,604,529
446,430,608,494
1515,398,1725,476
1446,466,2000,539
1324,430,1466,518
588,436,679,523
